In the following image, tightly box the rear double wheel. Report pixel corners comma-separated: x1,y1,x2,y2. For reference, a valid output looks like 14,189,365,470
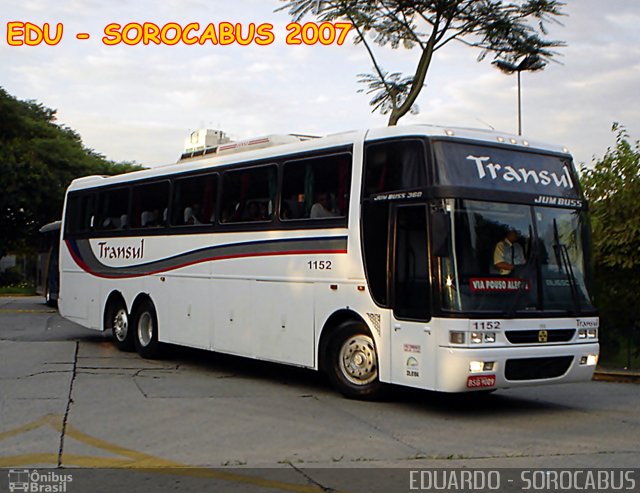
133,299,163,359
326,321,384,400
107,299,134,352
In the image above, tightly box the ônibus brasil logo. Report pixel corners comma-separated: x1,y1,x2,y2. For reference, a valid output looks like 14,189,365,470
8,469,73,492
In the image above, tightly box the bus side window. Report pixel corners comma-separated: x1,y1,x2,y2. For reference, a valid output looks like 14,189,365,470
96,188,130,232
171,173,218,226
281,153,352,221
220,165,276,224
363,140,426,197
64,193,97,236
131,181,169,229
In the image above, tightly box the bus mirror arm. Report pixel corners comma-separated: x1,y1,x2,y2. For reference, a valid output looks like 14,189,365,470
431,211,451,258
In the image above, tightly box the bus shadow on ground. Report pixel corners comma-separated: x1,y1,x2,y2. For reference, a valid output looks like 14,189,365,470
132,340,572,416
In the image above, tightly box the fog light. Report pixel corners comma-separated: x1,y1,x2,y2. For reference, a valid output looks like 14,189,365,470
470,361,495,373
578,329,587,339
580,354,598,366
484,332,496,343
470,332,483,344
587,329,598,339
450,331,465,344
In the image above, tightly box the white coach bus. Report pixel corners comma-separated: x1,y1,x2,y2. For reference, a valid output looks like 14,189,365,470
59,125,599,398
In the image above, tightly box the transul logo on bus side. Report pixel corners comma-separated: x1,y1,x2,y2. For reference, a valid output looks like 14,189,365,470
466,155,574,188
97,239,145,260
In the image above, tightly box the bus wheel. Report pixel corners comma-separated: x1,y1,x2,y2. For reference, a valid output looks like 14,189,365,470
133,299,162,359
108,300,134,352
326,322,384,400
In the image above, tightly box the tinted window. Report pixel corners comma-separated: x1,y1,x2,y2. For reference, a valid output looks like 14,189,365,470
172,174,218,226
393,205,430,320
364,140,426,197
220,166,276,223
131,181,170,229
361,201,390,306
65,193,96,235
96,188,130,231
281,153,352,220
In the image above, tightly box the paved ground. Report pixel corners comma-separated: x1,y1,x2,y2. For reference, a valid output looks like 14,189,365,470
1,296,639,492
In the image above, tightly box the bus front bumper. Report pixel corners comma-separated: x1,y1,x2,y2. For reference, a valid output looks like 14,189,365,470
435,343,600,393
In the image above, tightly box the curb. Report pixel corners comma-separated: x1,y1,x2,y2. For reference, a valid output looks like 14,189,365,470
593,370,640,384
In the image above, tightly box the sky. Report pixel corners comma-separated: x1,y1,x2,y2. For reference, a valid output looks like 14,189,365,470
1,0,639,169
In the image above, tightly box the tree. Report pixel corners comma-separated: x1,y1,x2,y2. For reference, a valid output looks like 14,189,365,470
581,124,640,366
279,0,566,125
0,87,143,258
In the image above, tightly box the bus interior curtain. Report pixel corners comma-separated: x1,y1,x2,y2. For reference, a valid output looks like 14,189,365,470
268,170,276,215
304,164,314,216
338,158,349,214
377,162,387,192
174,186,183,223
236,173,251,220
400,146,422,189
202,178,215,222
129,192,140,228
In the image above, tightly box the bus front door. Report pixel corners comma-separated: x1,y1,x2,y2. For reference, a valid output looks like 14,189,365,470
389,204,436,388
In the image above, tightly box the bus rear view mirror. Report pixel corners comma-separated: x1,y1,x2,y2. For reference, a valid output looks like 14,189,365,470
432,211,451,257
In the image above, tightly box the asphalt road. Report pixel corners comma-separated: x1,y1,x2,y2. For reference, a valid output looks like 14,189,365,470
1,296,639,492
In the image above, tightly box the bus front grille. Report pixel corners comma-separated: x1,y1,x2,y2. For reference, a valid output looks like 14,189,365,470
504,356,574,381
505,329,576,344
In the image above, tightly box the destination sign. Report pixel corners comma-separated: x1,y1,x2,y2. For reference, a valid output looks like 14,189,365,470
433,141,581,200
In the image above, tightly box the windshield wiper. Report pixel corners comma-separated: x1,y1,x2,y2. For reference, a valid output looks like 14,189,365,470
506,225,539,317
552,218,581,314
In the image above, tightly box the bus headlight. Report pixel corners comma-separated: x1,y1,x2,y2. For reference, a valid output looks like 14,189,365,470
578,329,598,339
450,331,465,344
470,332,496,344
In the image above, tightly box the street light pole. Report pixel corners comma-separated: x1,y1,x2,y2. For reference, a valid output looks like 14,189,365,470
517,70,522,136
493,55,546,136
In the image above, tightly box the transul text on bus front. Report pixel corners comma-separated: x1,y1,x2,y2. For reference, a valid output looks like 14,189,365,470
466,155,574,188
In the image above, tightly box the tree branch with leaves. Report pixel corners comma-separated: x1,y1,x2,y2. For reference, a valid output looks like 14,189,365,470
279,0,566,126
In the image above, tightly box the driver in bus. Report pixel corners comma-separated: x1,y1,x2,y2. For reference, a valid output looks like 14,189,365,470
493,228,526,276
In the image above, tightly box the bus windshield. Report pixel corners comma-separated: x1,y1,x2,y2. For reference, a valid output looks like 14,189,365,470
437,199,594,315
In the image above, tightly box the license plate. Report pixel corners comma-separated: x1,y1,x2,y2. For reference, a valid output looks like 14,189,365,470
466,375,496,388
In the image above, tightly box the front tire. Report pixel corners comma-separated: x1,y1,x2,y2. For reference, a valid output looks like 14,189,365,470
133,299,162,359
326,322,384,400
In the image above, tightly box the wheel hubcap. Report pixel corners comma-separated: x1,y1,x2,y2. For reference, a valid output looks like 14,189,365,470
138,312,153,347
113,309,128,342
339,335,378,386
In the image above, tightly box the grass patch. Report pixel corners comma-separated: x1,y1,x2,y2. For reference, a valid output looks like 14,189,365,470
0,284,37,295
